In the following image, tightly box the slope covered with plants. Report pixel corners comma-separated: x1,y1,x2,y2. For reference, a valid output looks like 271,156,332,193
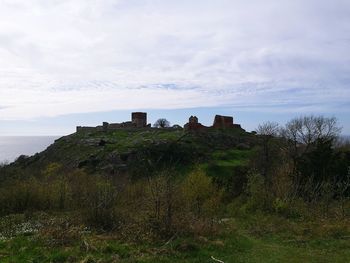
0,115,349,263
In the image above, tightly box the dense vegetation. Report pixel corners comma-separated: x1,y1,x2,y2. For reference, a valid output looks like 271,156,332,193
0,115,349,262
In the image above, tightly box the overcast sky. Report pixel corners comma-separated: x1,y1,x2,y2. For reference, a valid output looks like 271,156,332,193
0,0,349,135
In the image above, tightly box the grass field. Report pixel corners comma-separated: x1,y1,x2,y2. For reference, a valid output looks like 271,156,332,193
1,213,349,263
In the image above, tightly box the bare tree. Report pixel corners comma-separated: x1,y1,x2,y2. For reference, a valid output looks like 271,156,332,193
154,118,170,128
280,116,341,168
257,121,280,137
280,115,342,197
282,115,341,148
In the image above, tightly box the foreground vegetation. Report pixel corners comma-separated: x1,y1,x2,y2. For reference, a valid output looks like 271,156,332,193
0,115,349,262
0,209,349,262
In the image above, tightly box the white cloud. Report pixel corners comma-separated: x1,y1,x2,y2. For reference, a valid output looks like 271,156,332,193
0,0,349,120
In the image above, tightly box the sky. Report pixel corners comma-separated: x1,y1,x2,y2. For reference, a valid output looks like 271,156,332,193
0,0,349,135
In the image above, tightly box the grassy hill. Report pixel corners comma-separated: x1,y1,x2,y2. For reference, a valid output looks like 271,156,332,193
1,127,255,180
0,127,349,262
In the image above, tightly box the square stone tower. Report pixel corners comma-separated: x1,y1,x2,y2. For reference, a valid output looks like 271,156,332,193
213,115,234,128
131,112,147,128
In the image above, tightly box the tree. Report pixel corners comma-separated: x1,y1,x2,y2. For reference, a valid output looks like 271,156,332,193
154,118,170,128
281,115,341,149
280,115,341,177
256,122,280,185
257,121,280,137
181,169,222,219
280,116,343,199
280,115,341,176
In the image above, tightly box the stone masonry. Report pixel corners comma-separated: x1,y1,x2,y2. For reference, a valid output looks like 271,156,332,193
132,112,147,128
76,112,243,133
212,115,234,128
184,114,243,131
184,115,206,130
77,112,148,132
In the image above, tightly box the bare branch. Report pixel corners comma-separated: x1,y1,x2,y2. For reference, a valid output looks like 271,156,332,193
211,256,225,263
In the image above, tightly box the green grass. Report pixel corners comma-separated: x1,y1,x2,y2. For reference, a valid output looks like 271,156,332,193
100,129,185,153
211,149,253,167
1,231,348,262
1,214,349,263
203,149,254,184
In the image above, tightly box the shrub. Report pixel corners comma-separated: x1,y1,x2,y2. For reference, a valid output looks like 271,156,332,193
243,172,272,212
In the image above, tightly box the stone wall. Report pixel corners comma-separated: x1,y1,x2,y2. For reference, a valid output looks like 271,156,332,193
76,112,148,133
184,115,207,131
132,112,147,128
184,114,243,131
76,112,243,133
212,115,235,129
76,126,103,132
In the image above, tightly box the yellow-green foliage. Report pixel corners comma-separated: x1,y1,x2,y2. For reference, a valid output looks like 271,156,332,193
43,162,62,178
112,169,224,238
1,164,225,238
181,169,223,218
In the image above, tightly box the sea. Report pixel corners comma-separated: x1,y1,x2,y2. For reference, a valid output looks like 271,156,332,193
0,136,60,164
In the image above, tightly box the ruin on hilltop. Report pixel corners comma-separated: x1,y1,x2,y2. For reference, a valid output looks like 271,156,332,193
76,112,244,133
76,112,150,132
184,114,243,131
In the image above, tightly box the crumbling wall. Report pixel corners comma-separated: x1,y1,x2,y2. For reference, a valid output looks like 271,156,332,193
184,114,243,131
184,115,207,131
132,112,147,128
212,115,235,129
76,112,147,133
76,112,243,134
76,126,103,133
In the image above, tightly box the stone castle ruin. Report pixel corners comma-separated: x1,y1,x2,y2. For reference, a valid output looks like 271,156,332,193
132,112,147,128
76,112,243,133
184,114,243,131
76,112,150,132
184,115,206,130
212,115,242,129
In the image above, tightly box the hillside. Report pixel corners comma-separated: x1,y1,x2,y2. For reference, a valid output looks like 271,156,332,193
0,127,255,181
0,119,349,263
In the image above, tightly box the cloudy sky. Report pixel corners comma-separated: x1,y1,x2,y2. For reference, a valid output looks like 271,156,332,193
0,0,349,135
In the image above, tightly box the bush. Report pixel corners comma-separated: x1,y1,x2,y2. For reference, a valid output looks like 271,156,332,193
83,180,119,230
181,169,222,218
243,172,272,212
273,198,289,215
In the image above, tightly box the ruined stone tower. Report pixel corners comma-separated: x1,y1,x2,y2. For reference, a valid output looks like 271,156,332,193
131,112,147,128
184,115,205,130
189,115,198,124
213,115,234,128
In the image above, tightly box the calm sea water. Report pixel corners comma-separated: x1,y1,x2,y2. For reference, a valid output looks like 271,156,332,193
0,136,60,163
